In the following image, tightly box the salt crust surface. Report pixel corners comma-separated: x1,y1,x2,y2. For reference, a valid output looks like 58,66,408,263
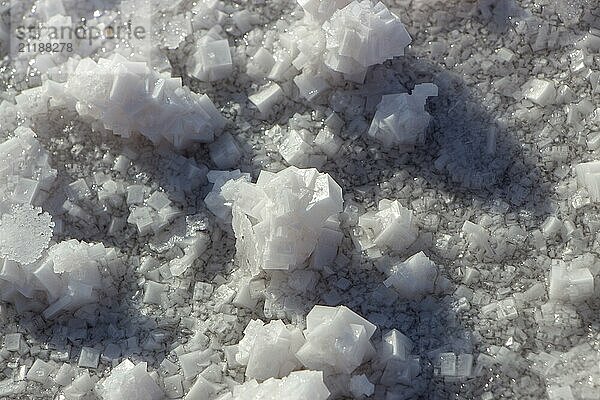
1,0,600,399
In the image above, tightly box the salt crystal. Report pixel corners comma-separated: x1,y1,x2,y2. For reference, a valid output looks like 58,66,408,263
249,83,284,115
522,78,556,106
78,347,100,369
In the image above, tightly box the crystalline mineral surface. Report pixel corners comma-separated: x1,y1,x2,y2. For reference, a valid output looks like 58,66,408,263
229,370,330,400
221,166,343,273
295,305,376,373
95,359,163,400
47,54,226,149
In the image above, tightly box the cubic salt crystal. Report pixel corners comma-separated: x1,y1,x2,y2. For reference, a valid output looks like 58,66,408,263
294,72,331,101
229,370,329,400
4,333,22,352
383,252,438,299
249,83,284,114
235,319,305,381
190,39,233,82
247,48,276,79
296,305,376,374
96,359,163,400
143,281,166,305
368,83,438,149
50,54,225,149
548,260,594,303
0,127,57,209
185,375,218,400
209,133,242,169
522,78,556,106
179,348,213,379
204,170,251,222
381,329,413,361
78,347,100,369
357,199,418,251
575,161,600,201
322,1,411,82
279,129,313,166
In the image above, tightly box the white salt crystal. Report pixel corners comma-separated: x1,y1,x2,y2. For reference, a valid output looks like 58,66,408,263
96,359,163,400
381,329,413,361
221,166,343,273
522,78,556,106
78,347,100,369
296,305,376,374
0,204,54,265
368,83,437,150
383,252,438,299
209,133,242,169
357,199,418,252
229,370,329,400
575,161,600,201
249,83,284,114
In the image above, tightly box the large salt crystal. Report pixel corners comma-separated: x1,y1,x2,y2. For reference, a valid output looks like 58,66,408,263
249,83,284,115
368,83,438,149
49,54,226,149
229,370,329,400
383,252,439,299
322,1,411,82
188,27,233,81
204,170,251,222
220,166,343,272
548,259,594,303
356,199,418,252
235,319,305,381
522,78,556,106
295,305,376,374
0,127,57,211
575,161,600,201
95,359,163,400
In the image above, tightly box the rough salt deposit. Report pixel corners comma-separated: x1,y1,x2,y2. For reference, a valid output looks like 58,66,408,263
2,0,600,399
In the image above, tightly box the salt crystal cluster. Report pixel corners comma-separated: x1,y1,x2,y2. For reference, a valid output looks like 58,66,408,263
47,54,226,149
235,319,305,381
368,83,438,149
548,257,594,304
378,329,422,386
322,1,412,82
220,166,343,273
0,127,57,211
187,26,233,81
383,252,439,299
355,199,418,252
229,370,330,400
95,359,163,400
281,0,411,101
39,240,122,319
295,305,376,373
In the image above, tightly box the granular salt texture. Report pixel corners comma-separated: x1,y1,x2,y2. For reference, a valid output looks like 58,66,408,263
0,204,53,265
383,252,439,299
0,127,57,211
220,166,343,273
322,1,412,82
95,359,163,400
295,305,376,374
46,54,226,149
228,370,329,400
355,199,418,252
235,319,305,381
368,83,438,149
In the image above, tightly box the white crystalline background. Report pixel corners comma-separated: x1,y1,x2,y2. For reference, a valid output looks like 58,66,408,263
1,0,600,399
